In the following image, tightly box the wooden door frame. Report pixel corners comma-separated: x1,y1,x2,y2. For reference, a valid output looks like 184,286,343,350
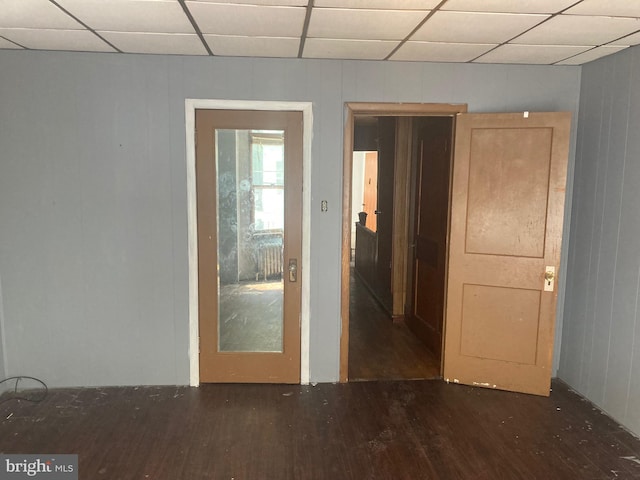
186,99,313,386
340,102,467,382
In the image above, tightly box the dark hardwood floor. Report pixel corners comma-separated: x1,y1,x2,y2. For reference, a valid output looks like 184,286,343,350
349,269,440,381
2,380,640,479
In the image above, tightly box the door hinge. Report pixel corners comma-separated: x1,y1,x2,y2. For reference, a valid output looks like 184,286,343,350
198,336,200,354
194,129,198,148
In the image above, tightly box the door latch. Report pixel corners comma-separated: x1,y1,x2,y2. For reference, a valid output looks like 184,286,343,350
288,259,298,282
544,266,555,292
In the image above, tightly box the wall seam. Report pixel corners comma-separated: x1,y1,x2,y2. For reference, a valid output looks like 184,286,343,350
588,60,614,403
623,50,639,422
602,55,625,406
624,264,640,422
555,68,583,376
0,273,9,379
579,68,606,392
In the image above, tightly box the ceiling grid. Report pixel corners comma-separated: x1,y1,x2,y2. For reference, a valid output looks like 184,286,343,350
0,0,638,65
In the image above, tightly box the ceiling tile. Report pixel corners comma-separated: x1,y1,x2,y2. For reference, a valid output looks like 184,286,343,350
100,31,207,55
391,41,496,62
55,0,195,33
314,0,439,9
0,36,23,49
513,15,640,45
190,0,306,4
187,2,306,36
565,0,640,17
442,0,577,14
556,45,629,65
0,28,116,52
611,31,640,46
204,35,299,57
303,38,397,60
307,8,428,41
0,0,82,29
413,11,548,43
475,44,591,64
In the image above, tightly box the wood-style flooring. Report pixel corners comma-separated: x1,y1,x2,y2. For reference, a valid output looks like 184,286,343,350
349,269,440,381
2,380,640,479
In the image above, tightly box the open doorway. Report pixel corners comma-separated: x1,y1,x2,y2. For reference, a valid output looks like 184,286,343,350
342,105,572,396
340,103,467,382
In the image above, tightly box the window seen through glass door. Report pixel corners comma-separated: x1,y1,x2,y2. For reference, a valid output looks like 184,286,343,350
251,131,284,232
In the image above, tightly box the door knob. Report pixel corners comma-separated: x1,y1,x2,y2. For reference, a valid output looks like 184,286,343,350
544,266,555,292
288,259,298,282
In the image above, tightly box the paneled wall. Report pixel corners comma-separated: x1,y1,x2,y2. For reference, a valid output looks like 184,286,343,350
560,45,640,436
0,275,5,390
0,50,580,386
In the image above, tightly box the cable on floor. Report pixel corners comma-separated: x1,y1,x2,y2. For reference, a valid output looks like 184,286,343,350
0,376,48,404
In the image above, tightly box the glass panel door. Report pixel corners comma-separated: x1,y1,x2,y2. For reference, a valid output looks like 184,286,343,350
215,129,285,353
196,109,302,384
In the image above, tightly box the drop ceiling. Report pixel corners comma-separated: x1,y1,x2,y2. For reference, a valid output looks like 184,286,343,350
0,0,639,65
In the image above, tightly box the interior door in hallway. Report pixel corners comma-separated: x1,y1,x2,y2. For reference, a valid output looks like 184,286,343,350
443,112,571,396
406,116,454,363
196,109,303,383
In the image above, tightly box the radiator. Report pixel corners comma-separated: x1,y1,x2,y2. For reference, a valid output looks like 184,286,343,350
257,243,283,281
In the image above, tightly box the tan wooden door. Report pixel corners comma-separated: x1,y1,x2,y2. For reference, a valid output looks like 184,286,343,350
196,109,302,383
443,112,571,396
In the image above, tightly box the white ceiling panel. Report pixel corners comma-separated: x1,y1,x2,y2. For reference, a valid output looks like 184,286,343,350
314,0,439,9
0,0,82,29
475,44,591,64
307,8,428,40
611,31,640,46
187,2,306,36
565,0,640,17
442,0,576,14
190,0,306,5
556,45,629,65
303,38,397,60
0,28,116,52
0,36,23,49
55,0,194,33
204,35,299,57
413,11,548,43
101,32,207,55
391,41,496,62
514,15,640,45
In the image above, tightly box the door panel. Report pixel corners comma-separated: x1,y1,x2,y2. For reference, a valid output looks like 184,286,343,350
407,117,454,360
443,112,571,396
465,127,552,257
196,109,302,384
460,284,541,365
374,117,396,311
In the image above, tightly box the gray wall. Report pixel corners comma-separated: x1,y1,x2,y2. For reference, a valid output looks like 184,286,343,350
0,50,581,387
0,274,6,391
560,45,640,437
